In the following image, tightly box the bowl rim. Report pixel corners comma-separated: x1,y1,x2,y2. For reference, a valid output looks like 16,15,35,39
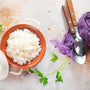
1,24,46,69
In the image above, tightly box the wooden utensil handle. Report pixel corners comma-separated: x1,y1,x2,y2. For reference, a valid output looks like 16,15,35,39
62,5,75,34
66,0,77,26
86,47,90,64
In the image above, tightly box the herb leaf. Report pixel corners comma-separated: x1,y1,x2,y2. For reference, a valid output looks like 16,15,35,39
39,77,48,86
35,69,43,77
50,52,58,62
28,68,35,73
55,71,63,83
0,24,3,32
39,77,44,83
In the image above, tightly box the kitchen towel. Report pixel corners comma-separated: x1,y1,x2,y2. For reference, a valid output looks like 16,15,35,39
50,12,90,60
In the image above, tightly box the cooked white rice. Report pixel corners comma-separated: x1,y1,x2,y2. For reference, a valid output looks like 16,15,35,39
6,29,41,65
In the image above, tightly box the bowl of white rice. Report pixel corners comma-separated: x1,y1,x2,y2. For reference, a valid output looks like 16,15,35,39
1,24,46,69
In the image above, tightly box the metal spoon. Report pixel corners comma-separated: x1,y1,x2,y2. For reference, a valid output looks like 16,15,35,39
73,26,86,64
62,5,87,64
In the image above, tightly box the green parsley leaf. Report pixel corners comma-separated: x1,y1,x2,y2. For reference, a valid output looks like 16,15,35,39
28,68,35,73
39,77,44,83
0,24,3,32
50,52,59,62
50,58,58,62
39,77,48,86
35,69,43,77
55,71,63,83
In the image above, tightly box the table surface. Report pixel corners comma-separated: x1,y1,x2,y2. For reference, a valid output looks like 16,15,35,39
0,0,90,90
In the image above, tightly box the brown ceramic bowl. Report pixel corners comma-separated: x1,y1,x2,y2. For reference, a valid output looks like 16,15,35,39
1,24,46,69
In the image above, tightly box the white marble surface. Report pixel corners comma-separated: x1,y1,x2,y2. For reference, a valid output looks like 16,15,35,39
0,0,90,90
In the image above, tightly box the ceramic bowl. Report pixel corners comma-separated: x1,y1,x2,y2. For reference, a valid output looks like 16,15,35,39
1,24,46,69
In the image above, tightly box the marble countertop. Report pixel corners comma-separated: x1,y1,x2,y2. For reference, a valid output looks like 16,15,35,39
0,0,90,90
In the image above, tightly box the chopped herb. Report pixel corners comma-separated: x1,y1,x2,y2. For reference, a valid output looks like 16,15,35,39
35,69,43,77
50,52,59,62
55,71,63,83
48,10,51,13
39,77,48,86
55,46,56,48
28,68,35,73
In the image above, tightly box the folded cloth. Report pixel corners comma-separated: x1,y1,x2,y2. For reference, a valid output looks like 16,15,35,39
50,12,90,60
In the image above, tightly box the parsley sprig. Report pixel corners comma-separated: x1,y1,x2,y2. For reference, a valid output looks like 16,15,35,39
28,68,48,86
28,53,67,86
0,19,17,32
